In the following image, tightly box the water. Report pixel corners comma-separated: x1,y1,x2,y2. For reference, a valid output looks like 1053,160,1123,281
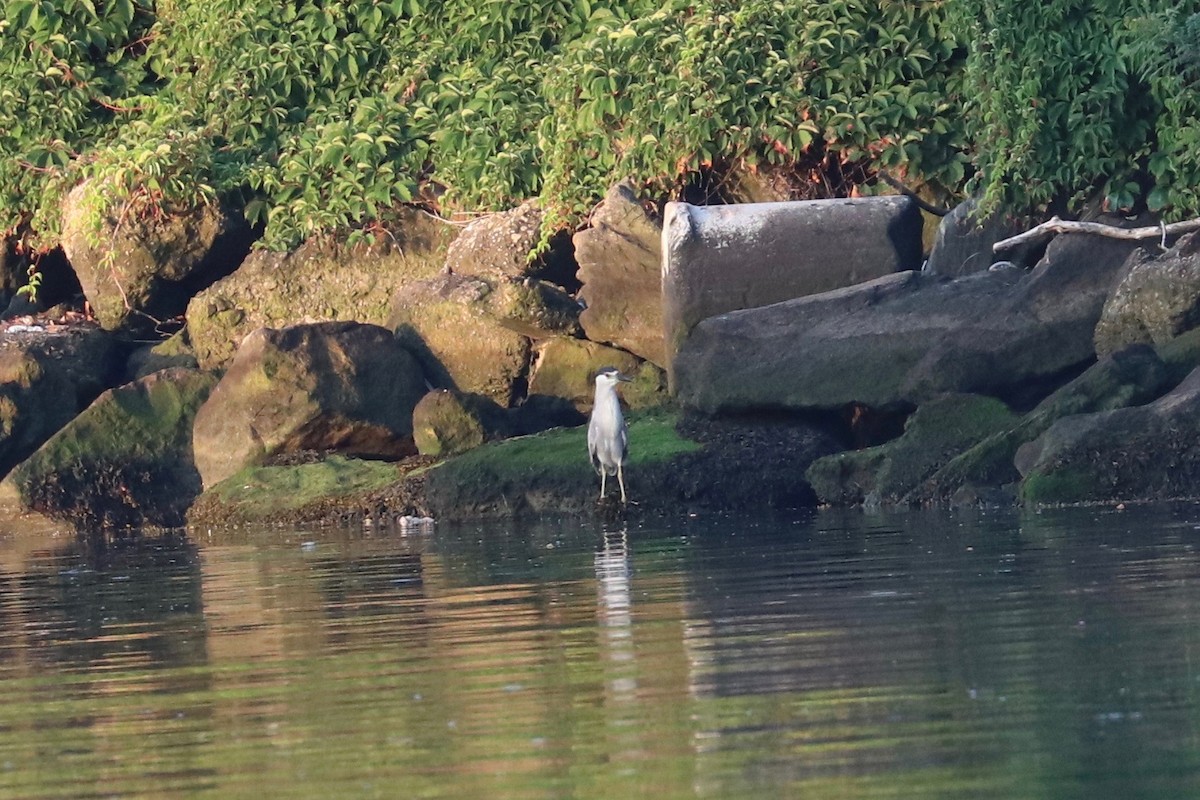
3,506,1200,798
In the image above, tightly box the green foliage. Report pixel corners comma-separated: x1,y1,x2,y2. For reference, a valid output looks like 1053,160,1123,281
540,0,970,229
1124,6,1200,216
0,0,155,244
1,0,971,254
952,0,1200,218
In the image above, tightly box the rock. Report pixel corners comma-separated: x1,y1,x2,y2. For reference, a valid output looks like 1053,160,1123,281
125,330,199,381
192,322,427,489
187,455,410,527
188,210,453,368
419,410,840,519
484,279,581,338
914,344,1169,504
574,182,666,365
902,228,1143,406
662,195,923,377
673,269,1023,414
805,394,1020,506
527,337,666,412
412,389,510,457
924,198,1036,277
508,394,587,435
1095,232,1200,356
387,273,530,406
0,367,217,529
1017,365,1200,505
443,200,547,281
0,325,121,478
61,178,255,332
1156,326,1200,387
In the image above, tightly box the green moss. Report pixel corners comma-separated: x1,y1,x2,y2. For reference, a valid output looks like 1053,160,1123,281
1020,467,1098,506
423,410,699,512
11,369,217,477
808,394,1019,506
413,392,487,456
1157,327,1200,386
202,456,401,521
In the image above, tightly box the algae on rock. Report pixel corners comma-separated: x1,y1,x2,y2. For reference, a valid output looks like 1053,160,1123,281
806,394,1020,506
188,455,404,526
188,210,454,369
1,367,217,529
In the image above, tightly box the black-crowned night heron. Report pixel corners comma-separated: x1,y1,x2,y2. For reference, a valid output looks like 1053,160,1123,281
588,366,632,503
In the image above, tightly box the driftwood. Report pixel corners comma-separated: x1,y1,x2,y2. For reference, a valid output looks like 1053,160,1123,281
993,215,1200,254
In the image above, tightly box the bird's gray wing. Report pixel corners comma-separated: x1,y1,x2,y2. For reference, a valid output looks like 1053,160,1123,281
619,425,628,464
587,419,602,472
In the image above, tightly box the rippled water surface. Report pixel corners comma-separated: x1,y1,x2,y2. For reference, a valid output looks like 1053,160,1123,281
4,506,1200,798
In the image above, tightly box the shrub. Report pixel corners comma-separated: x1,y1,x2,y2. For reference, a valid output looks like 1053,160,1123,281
1,0,971,256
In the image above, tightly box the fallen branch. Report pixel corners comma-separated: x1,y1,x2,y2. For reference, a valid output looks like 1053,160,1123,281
993,215,1200,254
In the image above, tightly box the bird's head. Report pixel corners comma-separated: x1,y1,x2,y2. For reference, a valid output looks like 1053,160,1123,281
594,366,633,388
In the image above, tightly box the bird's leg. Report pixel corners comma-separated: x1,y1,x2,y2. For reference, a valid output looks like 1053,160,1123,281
617,463,627,504
599,470,607,501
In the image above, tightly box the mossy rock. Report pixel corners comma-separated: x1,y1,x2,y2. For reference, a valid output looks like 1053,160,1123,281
388,273,531,406
192,322,428,489
188,455,404,526
125,330,200,381
0,325,121,479
421,410,700,516
188,209,454,369
528,337,666,412
62,178,254,333
1156,326,1200,387
916,344,1169,504
1,367,217,529
485,279,581,338
1017,367,1200,506
412,389,511,457
807,393,1020,506
183,409,843,523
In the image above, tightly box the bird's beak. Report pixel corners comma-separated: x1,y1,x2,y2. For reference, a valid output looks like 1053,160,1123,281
617,373,633,382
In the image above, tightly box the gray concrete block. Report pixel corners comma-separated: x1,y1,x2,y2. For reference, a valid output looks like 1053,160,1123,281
661,196,922,385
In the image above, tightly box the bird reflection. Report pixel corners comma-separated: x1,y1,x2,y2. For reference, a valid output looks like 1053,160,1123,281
595,526,636,699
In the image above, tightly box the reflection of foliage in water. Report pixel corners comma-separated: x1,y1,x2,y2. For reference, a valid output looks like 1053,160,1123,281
1,509,1200,796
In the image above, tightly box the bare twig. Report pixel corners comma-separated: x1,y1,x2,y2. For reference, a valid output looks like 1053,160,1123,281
994,214,1200,254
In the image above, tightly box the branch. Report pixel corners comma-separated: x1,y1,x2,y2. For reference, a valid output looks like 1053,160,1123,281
877,171,950,217
993,215,1200,254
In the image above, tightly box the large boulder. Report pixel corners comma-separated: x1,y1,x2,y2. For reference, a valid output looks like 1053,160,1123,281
1094,232,1200,357
527,337,666,412
901,229,1143,405
806,393,1020,506
0,325,121,478
387,273,531,406
662,195,922,377
0,367,217,529
412,389,511,457
442,200,546,281
1017,365,1200,505
192,322,427,489
673,269,1023,414
61,179,255,332
914,344,1169,504
574,182,666,366
188,210,453,368
483,278,581,339
124,330,199,382
924,198,1037,277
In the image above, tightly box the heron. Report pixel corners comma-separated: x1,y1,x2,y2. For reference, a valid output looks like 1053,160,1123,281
588,366,632,503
